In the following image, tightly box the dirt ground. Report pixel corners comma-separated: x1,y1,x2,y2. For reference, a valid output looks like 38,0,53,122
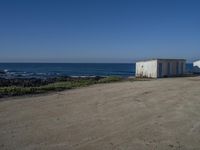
0,77,200,150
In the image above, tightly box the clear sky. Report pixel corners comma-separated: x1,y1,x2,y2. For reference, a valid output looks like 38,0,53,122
0,0,200,63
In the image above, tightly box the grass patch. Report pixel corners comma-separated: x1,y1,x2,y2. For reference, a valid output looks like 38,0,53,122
0,86,37,97
98,76,123,83
0,76,124,98
0,76,155,98
0,80,96,97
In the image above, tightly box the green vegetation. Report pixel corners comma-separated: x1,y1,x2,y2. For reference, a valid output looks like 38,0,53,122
0,76,124,98
0,76,152,98
98,76,123,83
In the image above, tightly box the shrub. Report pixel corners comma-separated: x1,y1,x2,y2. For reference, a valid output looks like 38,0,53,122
98,76,123,83
0,77,124,98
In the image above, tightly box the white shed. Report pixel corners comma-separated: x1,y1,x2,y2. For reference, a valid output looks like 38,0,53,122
193,60,200,73
136,59,186,78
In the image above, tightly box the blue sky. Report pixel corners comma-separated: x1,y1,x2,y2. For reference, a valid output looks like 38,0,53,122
0,0,200,62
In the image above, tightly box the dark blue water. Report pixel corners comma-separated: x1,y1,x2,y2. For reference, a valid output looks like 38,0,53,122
0,63,134,78
0,63,193,78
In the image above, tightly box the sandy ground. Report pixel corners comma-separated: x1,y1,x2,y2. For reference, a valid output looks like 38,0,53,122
0,77,200,150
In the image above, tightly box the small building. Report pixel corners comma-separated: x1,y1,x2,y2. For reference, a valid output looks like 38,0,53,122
193,60,200,73
136,59,186,78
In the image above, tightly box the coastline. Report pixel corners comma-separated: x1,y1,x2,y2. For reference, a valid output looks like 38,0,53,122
0,76,127,98
0,73,197,99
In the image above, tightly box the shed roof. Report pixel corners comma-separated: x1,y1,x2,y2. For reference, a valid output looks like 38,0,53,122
136,58,186,63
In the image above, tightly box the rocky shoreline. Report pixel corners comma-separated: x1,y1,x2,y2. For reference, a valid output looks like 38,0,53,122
0,76,123,98
0,76,103,87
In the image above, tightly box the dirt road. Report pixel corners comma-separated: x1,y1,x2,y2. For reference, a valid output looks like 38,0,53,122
0,77,200,150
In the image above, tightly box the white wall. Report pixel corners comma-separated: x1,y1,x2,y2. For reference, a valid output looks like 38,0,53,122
194,60,200,68
136,60,157,78
193,60,200,73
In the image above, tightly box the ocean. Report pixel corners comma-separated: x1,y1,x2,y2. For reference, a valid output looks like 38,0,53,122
0,63,193,78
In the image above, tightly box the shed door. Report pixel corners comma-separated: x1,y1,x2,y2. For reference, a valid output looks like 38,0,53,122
176,62,179,74
159,63,163,77
181,62,184,74
167,63,170,76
